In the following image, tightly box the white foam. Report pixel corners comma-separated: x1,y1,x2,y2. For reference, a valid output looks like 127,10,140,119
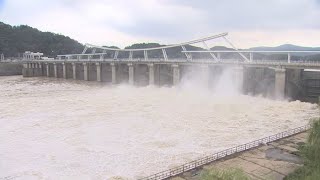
0,76,318,179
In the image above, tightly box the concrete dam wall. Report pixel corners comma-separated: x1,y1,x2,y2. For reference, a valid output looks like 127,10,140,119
21,61,320,102
0,63,22,76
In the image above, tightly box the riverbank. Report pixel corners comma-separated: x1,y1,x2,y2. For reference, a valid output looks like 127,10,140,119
173,131,308,180
0,62,22,75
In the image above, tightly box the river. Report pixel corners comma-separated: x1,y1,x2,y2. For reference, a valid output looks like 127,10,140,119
0,76,318,179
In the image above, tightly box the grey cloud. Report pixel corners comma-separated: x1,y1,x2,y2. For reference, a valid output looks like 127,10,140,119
112,0,320,40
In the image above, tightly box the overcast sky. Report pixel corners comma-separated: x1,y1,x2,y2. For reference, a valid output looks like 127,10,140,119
1,0,320,48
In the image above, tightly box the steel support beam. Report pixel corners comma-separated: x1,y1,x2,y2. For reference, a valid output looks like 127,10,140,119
82,46,88,54
162,49,168,61
114,51,119,60
202,41,218,61
222,36,249,62
144,50,148,61
249,53,253,61
129,51,133,61
181,46,191,60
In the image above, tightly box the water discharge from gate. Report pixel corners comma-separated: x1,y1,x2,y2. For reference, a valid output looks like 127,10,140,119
0,73,319,179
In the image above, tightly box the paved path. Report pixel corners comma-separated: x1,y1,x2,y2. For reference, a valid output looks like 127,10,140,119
172,132,308,180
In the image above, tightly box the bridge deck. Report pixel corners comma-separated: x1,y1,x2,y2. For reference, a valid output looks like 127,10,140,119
20,58,320,69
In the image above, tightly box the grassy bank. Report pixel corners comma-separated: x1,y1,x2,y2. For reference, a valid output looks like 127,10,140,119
285,118,320,180
200,168,249,180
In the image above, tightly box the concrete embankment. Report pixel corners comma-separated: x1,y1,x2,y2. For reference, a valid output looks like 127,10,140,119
0,63,22,76
173,132,307,180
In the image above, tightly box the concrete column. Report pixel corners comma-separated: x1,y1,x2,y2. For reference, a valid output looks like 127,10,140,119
27,63,31,77
29,63,33,76
46,63,50,77
53,63,58,78
128,63,134,85
83,63,88,81
30,63,35,77
96,62,101,82
172,64,180,86
148,64,155,85
62,63,67,79
72,63,76,80
233,66,244,93
111,63,116,84
38,63,43,76
274,68,286,99
34,63,39,76
29,63,33,77
200,64,209,87
22,63,28,77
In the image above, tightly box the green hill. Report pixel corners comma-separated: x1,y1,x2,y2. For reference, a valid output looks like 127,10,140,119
1,21,319,61
0,22,84,58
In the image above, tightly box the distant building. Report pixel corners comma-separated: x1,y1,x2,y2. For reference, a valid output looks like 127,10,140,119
41,57,54,60
0,53,4,61
23,51,44,60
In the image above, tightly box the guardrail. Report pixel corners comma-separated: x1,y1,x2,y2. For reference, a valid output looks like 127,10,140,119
139,124,311,180
22,58,320,64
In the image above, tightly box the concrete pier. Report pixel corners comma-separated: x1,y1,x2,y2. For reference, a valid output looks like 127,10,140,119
46,63,50,77
233,66,244,93
28,63,33,77
200,64,209,87
62,63,67,79
111,63,116,84
83,63,88,81
38,63,43,76
275,68,286,99
172,64,180,86
53,63,58,78
22,63,28,77
32,63,36,76
128,63,134,85
35,63,40,76
96,63,101,82
72,63,76,80
21,60,314,101
32,63,37,76
148,64,155,85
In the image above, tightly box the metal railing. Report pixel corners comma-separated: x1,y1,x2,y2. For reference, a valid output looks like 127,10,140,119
139,124,311,180
23,57,320,64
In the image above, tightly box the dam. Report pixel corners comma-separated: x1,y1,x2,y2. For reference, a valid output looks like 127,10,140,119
21,32,320,101
1,33,320,179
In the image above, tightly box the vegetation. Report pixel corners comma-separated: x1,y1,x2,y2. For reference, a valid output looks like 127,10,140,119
0,21,83,57
200,168,250,180
1,21,319,61
285,118,320,180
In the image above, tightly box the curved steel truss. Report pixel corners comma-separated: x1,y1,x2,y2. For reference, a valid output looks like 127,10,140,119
57,32,251,62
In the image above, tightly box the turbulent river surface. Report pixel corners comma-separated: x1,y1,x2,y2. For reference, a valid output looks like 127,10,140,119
0,76,319,180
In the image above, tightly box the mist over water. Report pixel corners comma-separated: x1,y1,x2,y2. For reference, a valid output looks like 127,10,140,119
179,67,241,96
0,73,319,179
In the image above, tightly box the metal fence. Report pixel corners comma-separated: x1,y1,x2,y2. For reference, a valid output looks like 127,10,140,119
139,124,311,180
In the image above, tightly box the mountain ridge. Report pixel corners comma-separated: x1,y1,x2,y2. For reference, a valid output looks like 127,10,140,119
0,21,319,58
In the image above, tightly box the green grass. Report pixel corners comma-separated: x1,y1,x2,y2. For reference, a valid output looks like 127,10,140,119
200,168,250,180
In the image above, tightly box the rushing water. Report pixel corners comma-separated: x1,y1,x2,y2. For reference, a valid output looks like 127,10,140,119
0,76,319,179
